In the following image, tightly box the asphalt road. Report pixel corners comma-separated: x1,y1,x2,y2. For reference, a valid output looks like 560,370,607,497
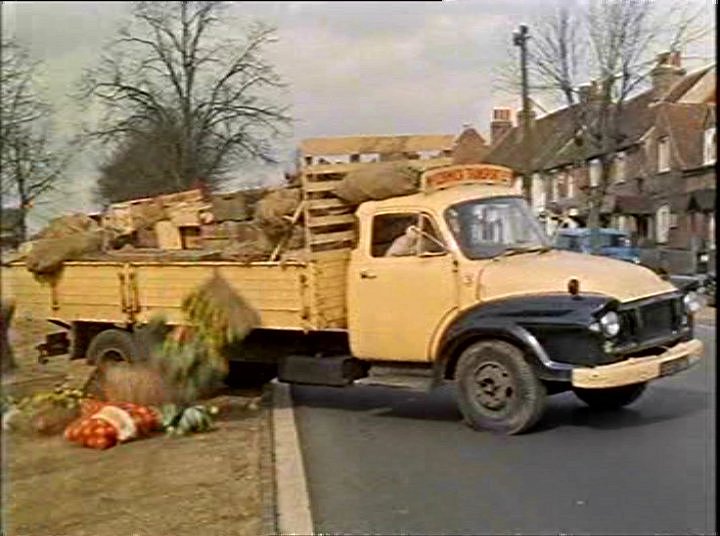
292,323,716,536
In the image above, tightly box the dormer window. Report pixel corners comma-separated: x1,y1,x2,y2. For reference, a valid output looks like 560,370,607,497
704,127,716,165
657,136,670,172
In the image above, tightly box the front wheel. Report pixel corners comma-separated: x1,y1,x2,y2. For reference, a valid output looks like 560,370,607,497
573,382,647,410
455,340,546,435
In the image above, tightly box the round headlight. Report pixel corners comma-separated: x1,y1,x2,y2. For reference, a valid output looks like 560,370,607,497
599,311,621,337
683,291,701,314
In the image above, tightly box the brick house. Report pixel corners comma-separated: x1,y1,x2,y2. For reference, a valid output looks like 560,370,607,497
483,53,715,271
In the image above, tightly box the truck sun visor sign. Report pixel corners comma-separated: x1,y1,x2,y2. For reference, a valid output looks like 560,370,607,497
422,164,514,191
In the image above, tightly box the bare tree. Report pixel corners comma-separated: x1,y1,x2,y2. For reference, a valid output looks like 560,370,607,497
80,1,291,202
493,0,710,251
1,40,74,242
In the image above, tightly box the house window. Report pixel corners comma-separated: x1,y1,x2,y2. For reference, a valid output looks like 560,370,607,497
704,127,716,165
566,168,575,198
531,173,545,212
656,204,671,243
657,136,670,172
589,159,602,187
709,212,715,249
557,171,567,199
613,151,626,183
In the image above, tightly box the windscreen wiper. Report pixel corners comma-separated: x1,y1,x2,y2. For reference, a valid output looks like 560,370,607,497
494,245,552,259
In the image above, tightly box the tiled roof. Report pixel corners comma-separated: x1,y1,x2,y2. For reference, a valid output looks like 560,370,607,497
665,64,715,103
452,127,489,164
657,102,715,170
484,62,715,173
484,105,580,171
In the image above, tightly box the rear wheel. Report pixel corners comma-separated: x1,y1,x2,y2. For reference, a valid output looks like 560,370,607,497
455,340,546,435
84,329,141,399
573,383,647,410
225,361,277,389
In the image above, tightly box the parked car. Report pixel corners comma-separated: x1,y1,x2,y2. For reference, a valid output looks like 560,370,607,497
553,228,640,264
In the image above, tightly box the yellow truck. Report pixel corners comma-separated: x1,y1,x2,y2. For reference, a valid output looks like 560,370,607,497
1,135,705,434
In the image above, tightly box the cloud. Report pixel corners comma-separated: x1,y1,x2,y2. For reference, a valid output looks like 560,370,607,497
2,0,715,229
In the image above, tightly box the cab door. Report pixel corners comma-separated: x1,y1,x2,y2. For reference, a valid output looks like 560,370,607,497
347,211,459,361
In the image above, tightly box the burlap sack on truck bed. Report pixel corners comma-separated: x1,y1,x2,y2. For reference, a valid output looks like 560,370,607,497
32,214,98,240
332,162,422,204
25,230,108,274
210,189,267,222
253,188,302,241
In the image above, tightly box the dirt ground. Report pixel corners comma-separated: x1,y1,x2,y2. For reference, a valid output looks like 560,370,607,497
1,318,275,536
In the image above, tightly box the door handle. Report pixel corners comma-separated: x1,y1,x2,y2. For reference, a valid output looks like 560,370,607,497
360,270,377,279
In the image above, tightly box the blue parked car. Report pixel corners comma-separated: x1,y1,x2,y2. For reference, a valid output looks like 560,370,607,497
553,228,641,264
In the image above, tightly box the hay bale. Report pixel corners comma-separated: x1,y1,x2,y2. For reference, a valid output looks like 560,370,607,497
183,273,260,345
3,400,80,436
130,202,167,230
33,213,98,240
135,224,159,248
25,230,107,274
286,226,305,250
254,188,302,241
101,363,175,406
221,239,273,263
333,162,421,204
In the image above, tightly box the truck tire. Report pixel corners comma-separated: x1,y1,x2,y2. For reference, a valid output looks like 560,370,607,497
225,361,277,388
455,340,546,435
86,329,142,364
84,329,142,399
572,382,647,410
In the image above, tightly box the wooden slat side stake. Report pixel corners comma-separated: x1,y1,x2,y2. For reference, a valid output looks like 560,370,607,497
270,201,305,262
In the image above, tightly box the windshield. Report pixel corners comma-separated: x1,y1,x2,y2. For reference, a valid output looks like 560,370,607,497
555,231,631,250
445,196,550,259
599,234,630,248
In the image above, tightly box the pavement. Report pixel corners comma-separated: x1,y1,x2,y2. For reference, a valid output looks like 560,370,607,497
279,325,715,535
695,305,716,325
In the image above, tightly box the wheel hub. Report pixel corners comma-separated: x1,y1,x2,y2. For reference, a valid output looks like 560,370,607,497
474,362,514,410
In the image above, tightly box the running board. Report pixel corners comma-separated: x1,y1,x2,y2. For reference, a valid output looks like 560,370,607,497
278,355,368,387
353,366,435,391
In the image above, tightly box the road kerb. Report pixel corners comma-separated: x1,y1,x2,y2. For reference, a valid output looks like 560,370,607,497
272,380,314,536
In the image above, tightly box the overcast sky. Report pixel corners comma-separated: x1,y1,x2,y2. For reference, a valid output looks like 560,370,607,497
2,0,715,228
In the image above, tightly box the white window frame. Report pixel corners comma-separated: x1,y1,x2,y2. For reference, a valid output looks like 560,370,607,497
709,212,715,249
589,159,601,188
566,168,575,198
657,136,670,173
656,204,671,243
613,151,626,183
531,172,545,213
704,127,716,165
550,169,559,201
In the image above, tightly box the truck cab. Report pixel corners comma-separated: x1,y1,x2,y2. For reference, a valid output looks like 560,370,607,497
342,164,704,433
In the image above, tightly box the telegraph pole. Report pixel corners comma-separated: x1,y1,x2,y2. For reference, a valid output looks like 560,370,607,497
513,24,532,204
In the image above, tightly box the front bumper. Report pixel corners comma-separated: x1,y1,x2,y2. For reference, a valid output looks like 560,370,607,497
571,338,704,389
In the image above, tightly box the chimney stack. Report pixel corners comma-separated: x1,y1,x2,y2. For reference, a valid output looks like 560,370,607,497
578,80,602,105
516,107,536,140
651,51,686,98
490,107,513,146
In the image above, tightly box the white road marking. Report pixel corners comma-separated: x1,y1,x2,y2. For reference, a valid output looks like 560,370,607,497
272,380,315,536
